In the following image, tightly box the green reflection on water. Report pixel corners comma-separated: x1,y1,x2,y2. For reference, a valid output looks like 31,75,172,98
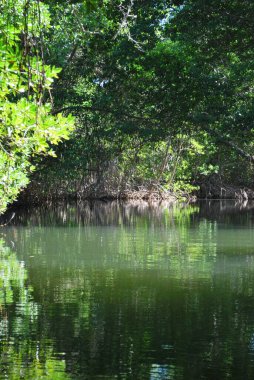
0,240,70,380
1,201,254,379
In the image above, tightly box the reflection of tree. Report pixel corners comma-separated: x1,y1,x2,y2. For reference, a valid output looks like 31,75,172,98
0,239,38,336
5,200,199,228
0,240,70,380
6,199,254,228
198,199,254,225
3,203,254,378
23,262,254,379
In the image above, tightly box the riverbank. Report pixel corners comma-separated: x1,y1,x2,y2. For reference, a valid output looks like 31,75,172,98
199,181,254,200
15,180,254,207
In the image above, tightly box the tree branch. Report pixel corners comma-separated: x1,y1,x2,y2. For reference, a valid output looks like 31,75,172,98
53,106,254,163
203,125,254,163
52,105,158,123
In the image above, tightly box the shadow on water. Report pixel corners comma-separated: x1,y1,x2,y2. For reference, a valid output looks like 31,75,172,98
1,201,254,379
3,199,254,227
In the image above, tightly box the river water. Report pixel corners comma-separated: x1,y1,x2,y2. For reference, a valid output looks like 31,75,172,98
1,200,254,379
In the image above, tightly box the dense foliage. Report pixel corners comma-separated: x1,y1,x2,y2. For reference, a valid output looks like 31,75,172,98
2,0,254,205
0,0,74,213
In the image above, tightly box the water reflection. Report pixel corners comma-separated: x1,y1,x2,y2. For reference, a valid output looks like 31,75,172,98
4,199,254,227
1,201,254,379
0,240,70,379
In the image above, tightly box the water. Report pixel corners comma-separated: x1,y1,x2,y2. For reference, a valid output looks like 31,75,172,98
1,200,254,379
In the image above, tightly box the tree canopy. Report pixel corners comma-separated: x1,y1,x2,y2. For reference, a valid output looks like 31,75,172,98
1,0,254,207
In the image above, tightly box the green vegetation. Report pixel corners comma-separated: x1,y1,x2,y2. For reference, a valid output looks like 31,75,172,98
1,0,254,209
0,0,74,213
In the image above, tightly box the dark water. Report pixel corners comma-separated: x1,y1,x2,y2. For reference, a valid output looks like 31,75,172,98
1,200,254,379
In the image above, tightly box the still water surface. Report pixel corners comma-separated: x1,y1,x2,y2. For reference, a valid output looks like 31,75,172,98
1,200,254,379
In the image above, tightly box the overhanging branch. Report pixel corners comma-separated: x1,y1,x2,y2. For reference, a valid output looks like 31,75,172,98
53,106,254,163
